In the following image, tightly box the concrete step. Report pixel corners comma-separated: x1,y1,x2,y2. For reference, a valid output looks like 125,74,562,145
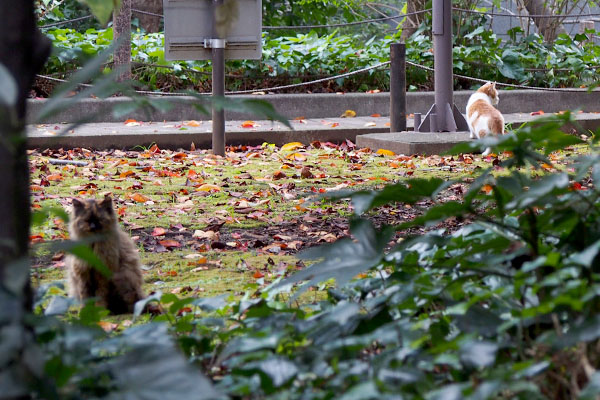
27,112,600,153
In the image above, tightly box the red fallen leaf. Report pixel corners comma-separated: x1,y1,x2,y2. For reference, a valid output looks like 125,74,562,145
177,307,193,316
149,144,161,154
370,113,381,117
159,240,181,248
117,206,127,216
124,119,138,124
241,120,258,128
331,122,340,128
31,185,44,192
253,271,265,278
570,182,586,191
30,234,44,243
530,110,545,116
152,227,167,236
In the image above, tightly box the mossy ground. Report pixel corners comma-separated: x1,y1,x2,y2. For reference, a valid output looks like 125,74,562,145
29,141,588,319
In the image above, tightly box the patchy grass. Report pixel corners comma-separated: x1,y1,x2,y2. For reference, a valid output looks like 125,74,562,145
29,141,589,306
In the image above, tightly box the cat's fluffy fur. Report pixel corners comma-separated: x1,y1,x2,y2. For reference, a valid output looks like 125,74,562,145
66,195,145,314
466,82,505,156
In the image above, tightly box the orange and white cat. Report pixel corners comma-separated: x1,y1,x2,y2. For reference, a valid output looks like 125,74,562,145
466,82,505,156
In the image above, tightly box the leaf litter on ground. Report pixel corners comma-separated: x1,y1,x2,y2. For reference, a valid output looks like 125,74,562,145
28,140,588,300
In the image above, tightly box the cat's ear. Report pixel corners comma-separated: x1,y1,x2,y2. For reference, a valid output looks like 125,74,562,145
72,198,85,214
100,195,114,212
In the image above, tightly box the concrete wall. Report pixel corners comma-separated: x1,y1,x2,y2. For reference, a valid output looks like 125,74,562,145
27,90,600,124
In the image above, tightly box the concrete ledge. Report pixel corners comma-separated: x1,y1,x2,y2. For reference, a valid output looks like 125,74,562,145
356,131,471,155
27,117,390,150
27,90,600,124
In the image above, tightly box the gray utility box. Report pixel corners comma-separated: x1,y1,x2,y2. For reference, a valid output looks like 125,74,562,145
163,0,262,60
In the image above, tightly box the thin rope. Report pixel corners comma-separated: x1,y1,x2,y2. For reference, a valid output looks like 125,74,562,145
131,8,165,18
226,61,391,94
40,15,94,28
264,8,431,30
36,62,391,96
453,7,600,19
406,60,596,92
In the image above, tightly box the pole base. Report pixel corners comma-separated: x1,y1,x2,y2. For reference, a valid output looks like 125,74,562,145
417,103,469,133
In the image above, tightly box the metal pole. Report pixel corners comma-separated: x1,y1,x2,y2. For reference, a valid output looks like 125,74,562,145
390,43,406,133
416,0,468,133
212,0,225,156
433,0,452,131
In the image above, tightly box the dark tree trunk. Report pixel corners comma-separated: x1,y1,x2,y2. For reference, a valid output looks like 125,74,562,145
113,0,132,82
521,0,567,42
132,0,163,33
401,0,426,41
0,0,51,396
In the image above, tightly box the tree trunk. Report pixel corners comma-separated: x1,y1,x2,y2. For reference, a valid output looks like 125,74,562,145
131,0,163,33
401,0,426,41
0,0,51,396
113,0,132,82
521,0,567,42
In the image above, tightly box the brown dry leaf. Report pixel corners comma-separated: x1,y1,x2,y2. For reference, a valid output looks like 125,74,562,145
151,227,167,236
98,321,119,332
159,240,181,248
119,170,135,178
193,230,220,241
131,193,150,203
300,166,314,179
46,174,63,181
273,170,287,180
481,184,494,195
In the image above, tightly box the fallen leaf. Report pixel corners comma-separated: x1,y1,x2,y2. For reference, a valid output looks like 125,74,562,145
364,122,377,127
281,142,304,152
196,184,221,192
370,113,382,117
530,110,545,116
46,174,63,181
340,110,356,118
98,321,118,332
376,149,395,156
184,120,201,127
151,227,167,236
241,120,258,128
253,271,265,279
131,193,150,203
273,170,287,180
159,240,181,248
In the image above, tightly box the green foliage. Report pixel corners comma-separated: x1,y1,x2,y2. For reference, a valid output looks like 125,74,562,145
40,22,600,93
30,115,600,399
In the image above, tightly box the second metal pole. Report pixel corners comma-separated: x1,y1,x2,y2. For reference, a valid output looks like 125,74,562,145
212,0,225,156
212,46,225,156
390,43,406,133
